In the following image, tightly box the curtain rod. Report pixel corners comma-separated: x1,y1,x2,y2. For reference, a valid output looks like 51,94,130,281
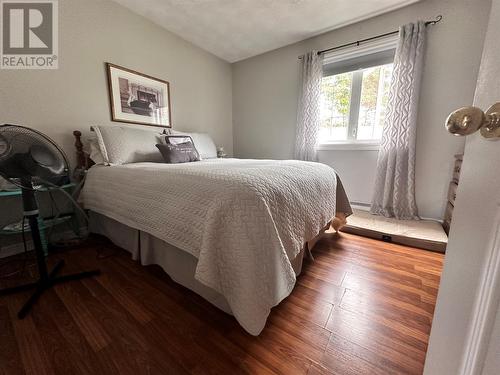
299,15,442,59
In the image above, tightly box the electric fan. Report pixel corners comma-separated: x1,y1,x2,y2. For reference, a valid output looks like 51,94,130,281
0,124,100,319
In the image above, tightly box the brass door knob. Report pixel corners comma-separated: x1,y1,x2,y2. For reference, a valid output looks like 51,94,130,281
446,103,500,139
446,106,484,135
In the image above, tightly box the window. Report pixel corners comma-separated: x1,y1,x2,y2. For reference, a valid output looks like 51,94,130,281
319,46,395,145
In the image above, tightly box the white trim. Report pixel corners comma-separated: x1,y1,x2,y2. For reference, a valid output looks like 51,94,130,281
0,228,87,258
0,240,33,258
459,206,500,375
23,209,39,216
320,35,397,146
350,203,371,211
323,33,399,65
317,141,380,151
349,203,444,222
421,216,444,224
347,71,363,140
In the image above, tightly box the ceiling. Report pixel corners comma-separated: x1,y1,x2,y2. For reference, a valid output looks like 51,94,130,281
112,0,420,63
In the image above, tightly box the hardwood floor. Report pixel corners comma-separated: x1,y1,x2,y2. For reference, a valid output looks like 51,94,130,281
0,232,443,375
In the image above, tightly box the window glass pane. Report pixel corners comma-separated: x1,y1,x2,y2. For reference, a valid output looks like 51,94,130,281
319,61,393,144
357,63,393,140
319,72,353,142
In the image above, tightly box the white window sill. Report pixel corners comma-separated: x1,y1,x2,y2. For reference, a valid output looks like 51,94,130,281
317,142,381,151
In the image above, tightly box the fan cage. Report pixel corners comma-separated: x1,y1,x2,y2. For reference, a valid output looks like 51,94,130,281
0,124,70,190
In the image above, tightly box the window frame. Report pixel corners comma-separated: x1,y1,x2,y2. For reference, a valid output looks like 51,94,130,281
318,34,399,149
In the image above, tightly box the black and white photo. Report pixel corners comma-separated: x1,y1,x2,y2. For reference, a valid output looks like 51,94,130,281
106,63,171,127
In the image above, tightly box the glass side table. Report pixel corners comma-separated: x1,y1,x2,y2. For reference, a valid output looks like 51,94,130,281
0,183,77,256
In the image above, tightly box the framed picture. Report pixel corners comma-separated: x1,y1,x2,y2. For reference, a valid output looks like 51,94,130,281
106,63,172,128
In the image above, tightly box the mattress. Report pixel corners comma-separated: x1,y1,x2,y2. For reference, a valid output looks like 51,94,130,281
81,158,351,334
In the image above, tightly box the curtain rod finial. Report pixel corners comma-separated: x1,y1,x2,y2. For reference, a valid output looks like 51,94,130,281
426,15,443,26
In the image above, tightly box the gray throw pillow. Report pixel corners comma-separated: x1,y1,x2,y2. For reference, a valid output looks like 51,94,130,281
156,140,200,164
162,131,218,159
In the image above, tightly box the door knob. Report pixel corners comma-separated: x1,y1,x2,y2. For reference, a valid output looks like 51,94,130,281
446,103,500,139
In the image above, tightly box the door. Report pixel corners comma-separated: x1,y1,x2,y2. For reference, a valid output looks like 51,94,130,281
424,0,500,374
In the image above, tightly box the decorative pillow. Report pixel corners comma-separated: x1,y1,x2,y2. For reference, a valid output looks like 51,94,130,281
92,125,164,165
162,131,217,159
156,140,200,163
164,135,195,146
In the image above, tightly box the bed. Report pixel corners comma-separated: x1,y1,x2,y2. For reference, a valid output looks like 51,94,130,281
74,128,352,335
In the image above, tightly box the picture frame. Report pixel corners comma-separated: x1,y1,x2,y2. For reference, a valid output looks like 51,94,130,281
106,63,172,128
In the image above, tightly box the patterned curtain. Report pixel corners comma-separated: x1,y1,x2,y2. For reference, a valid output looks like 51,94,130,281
370,22,426,219
294,51,324,161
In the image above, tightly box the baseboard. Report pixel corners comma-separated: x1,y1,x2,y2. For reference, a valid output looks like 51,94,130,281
349,202,443,223
0,228,86,259
0,241,34,258
350,202,371,211
421,216,443,224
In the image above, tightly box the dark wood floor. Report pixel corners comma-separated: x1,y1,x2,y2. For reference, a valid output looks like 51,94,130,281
0,232,443,375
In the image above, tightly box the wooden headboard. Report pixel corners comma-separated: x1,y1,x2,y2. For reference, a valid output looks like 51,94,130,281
73,130,94,178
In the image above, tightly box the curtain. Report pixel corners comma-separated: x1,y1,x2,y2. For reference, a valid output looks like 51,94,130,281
370,21,426,220
294,51,324,161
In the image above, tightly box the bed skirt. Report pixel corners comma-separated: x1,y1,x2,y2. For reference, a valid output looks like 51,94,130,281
89,211,320,316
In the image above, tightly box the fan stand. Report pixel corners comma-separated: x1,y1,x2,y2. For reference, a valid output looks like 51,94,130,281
0,183,100,319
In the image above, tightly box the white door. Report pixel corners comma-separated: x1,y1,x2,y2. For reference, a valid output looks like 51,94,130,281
424,1,500,374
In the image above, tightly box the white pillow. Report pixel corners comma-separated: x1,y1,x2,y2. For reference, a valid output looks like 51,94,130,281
166,131,217,159
190,133,218,159
87,133,105,165
92,125,164,165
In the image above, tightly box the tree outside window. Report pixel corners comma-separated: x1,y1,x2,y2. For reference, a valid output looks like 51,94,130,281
319,63,393,143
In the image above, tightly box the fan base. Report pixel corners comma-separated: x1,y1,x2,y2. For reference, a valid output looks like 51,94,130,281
0,259,100,319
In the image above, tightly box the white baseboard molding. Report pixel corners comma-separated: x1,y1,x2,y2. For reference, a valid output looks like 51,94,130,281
0,241,34,258
350,202,371,211
0,228,86,259
421,216,443,224
349,202,443,223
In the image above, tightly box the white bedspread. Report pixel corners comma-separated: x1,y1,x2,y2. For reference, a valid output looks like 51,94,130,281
81,158,340,335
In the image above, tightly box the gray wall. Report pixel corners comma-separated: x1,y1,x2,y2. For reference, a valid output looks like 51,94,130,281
0,0,233,168
0,0,233,247
232,0,491,220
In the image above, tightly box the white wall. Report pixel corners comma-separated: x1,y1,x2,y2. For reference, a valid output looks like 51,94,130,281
232,0,491,220
318,150,379,205
0,0,233,168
